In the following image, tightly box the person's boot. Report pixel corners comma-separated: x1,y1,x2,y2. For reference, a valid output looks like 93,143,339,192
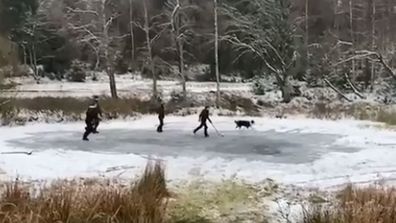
92,126,99,134
83,131,89,141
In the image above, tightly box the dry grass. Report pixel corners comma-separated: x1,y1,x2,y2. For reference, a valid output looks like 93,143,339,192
308,102,377,121
0,93,263,125
307,102,396,126
0,97,167,124
0,161,170,223
303,185,396,223
375,108,396,126
0,97,157,116
220,94,261,116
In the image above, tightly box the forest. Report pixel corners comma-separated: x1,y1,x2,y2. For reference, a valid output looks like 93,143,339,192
0,0,396,102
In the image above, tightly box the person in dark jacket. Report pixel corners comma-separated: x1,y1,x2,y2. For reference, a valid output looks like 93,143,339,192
157,103,165,132
83,101,100,141
193,106,212,137
92,96,102,134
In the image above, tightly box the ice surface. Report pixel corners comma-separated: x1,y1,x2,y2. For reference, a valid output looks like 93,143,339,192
7,129,356,164
0,115,396,189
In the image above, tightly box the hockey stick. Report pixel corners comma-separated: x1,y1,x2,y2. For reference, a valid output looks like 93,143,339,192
1,151,33,155
210,122,224,137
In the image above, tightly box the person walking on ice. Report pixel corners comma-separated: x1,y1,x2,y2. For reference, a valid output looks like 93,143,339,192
92,96,102,134
193,106,212,137
157,102,165,133
82,97,102,141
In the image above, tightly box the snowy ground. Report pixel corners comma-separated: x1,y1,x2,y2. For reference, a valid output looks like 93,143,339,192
1,115,396,189
1,75,252,99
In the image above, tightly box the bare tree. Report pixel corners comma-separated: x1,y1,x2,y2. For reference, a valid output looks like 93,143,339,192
65,0,124,98
221,0,297,102
166,0,198,99
133,0,169,100
19,0,52,82
143,0,157,99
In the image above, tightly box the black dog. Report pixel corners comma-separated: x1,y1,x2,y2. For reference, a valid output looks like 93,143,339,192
235,120,255,129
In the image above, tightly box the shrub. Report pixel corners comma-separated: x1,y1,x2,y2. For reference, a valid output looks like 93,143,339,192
252,78,266,95
66,60,87,82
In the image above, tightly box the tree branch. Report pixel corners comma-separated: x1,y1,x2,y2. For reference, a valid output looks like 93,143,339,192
324,78,352,102
344,73,365,99
66,7,98,16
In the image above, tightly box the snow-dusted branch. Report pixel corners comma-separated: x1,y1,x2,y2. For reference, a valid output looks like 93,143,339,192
104,14,120,32
324,78,352,102
344,73,365,99
336,50,396,80
220,35,279,75
66,7,98,16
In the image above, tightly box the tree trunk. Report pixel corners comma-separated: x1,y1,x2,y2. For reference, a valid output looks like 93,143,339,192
364,58,370,89
108,70,118,98
349,0,356,80
143,0,157,99
214,0,220,107
279,77,292,103
333,0,339,75
94,50,100,71
22,44,27,65
174,0,186,99
179,40,186,98
305,0,309,57
129,0,135,65
29,47,34,71
32,45,39,83
102,1,117,99
370,0,376,92
281,87,292,103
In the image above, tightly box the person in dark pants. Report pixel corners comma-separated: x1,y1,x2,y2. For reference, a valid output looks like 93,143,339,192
92,96,102,134
83,102,99,141
193,106,212,137
157,103,165,132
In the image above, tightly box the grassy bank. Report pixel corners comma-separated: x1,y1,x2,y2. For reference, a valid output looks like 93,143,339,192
0,164,271,223
0,160,395,223
304,185,396,223
0,95,261,125
0,161,169,223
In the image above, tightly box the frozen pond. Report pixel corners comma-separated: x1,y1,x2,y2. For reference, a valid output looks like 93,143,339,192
6,128,358,164
1,116,396,188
